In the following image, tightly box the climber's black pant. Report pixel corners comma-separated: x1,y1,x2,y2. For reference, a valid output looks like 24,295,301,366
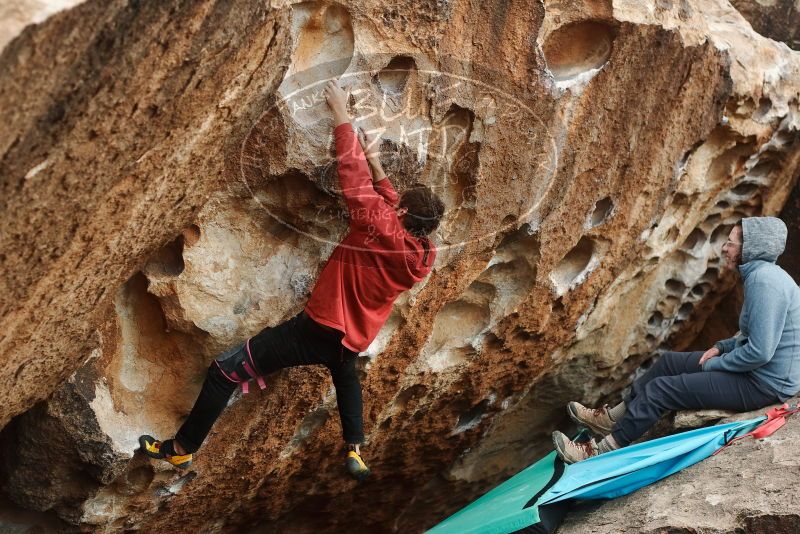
611,351,782,447
175,310,362,453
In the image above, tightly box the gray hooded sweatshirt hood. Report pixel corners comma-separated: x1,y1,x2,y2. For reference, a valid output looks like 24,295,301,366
704,216,800,400
741,216,787,264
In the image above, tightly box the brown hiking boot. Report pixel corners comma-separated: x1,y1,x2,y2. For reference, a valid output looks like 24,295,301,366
552,431,600,464
567,401,614,436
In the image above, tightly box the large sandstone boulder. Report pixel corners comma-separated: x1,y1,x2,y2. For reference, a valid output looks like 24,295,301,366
0,0,798,532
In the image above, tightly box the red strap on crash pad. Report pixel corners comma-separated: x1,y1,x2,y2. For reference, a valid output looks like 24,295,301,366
749,416,786,439
713,403,799,456
750,403,800,439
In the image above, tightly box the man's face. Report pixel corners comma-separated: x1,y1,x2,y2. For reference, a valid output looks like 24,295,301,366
721,225,743,266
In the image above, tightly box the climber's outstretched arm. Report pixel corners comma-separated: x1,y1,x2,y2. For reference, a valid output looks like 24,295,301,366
324,81,400,230
357,126,399,207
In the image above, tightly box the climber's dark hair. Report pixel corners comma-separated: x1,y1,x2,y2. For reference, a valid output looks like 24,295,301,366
399,184,445,237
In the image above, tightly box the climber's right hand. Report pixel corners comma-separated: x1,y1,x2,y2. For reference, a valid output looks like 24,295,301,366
357,127,381,161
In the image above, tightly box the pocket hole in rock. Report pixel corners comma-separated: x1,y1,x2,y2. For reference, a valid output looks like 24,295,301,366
664,278,686,296
731,182,759,197
691,283,709,298
377,55,416,95
455,398,491,433
422,289,490,372
278,2,355,124
732,206,756,219
146,235,186,277
550,236,597,292
710,224,733,247
291,2,354,76
680,228,706,253
672,192,689,206
677,302,694,321
589,196,614,227
648,311,664,328
543,21,615,82
666,226,679,243
748,160,778,179
753,97,772,120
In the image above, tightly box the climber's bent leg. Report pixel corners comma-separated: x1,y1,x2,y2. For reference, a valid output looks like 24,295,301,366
249,311,373,480
174,343,244,453
173,311,348,454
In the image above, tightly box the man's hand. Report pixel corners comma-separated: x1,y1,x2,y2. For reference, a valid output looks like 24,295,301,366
357,127,381,161
699,346,720,366
324,80,349,126
357,127,387,182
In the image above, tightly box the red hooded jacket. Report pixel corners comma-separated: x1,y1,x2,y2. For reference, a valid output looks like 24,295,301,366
304,123,436,352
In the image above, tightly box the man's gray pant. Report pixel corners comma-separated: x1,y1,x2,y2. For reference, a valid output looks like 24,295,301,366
612,351,781,447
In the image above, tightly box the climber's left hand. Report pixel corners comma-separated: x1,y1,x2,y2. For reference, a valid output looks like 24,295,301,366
324,80,348,118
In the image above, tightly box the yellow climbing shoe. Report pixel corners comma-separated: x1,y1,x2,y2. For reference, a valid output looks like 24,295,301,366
345,450,370,481
138,435,193,469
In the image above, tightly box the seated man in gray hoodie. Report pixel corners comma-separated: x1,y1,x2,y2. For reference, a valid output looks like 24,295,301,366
553,216,800,463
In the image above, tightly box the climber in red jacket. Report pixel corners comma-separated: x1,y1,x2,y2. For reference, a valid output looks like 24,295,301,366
139,81,444,480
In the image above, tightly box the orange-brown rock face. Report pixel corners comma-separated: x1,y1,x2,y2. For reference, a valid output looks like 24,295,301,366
0,0,799,532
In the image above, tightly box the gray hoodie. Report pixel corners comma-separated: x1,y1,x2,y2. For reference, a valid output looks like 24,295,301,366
703,216,800,401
